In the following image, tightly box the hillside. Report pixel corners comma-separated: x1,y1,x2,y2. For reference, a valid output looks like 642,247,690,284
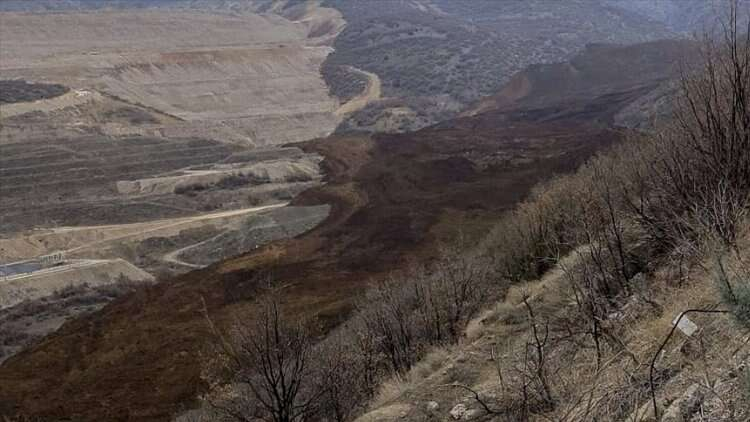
184,20,750,420
468,40,696,118
0,40,688,421
323,0,678,132
350,237,750,422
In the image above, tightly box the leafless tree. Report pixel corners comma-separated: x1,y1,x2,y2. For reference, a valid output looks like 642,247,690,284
357,277,419,374
631,1,750,250
312,333,370,422
206,296,320,422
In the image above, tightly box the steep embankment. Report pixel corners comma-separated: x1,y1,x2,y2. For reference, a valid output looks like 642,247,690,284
353,241,750,422
0,42,688,421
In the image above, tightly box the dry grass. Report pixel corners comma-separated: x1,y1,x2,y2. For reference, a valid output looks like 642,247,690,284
370,346,455,409
354,224,750,421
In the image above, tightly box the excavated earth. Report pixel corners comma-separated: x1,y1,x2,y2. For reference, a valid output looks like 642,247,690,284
0,2,360,375
0,6,346,146
0,41,692,421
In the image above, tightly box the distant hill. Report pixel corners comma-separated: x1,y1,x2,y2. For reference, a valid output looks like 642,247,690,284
323,0,680,132
606,0,750,34
3,0,735,133
468,39,697,118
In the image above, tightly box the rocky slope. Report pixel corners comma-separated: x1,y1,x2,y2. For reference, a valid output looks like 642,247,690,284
352,240,750,422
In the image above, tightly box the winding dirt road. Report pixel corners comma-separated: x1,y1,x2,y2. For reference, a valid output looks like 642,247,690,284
334,66,382,116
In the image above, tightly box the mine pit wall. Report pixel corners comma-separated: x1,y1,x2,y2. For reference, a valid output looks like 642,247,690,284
0,1,347,311
0,3,349,148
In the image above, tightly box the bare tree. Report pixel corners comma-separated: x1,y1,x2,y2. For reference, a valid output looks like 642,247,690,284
206,296,319,422
357,278,418,374
312,333,370,422
632,1,750,249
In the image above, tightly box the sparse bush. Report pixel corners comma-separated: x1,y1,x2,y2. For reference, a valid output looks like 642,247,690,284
203,246,496,421
742,367,750,406
357,278,420,374
627,7,750,251
731,283,750,326
311,334,370,422
717,261,750,327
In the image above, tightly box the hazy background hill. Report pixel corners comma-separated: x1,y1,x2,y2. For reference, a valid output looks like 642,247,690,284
322,0,747,132
2,0,744,133
606,0,750,33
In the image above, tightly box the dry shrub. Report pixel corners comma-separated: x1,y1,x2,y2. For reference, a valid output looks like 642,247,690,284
311,333,371,422
630,7,750,251
202,296,320,422
201,245,496,422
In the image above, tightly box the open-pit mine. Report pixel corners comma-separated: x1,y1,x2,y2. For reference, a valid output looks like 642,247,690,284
0,1,358,365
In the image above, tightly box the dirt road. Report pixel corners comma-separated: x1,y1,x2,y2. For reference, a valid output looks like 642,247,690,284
2,259,109,282
0,203,289,263
162,232,226,269
335,66,382,116
59,203,289,255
